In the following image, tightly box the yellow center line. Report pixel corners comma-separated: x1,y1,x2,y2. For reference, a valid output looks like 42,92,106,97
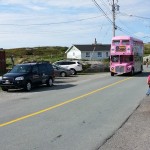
0,77,132,127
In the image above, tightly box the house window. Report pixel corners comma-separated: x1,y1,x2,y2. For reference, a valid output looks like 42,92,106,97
73,52,75,56
86,52,90,57
98,52,102,57
106,52,109,57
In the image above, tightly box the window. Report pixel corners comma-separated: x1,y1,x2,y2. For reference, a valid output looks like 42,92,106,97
97,52,102,57
55,62,62,65
39,64,47,73
68,62,76,65
32,65,38,74
111,55,119,62
86,52,90,57
112,40,120,46
120,55,133,63
106,52,109,57
10,65,31,73
122,40,129,45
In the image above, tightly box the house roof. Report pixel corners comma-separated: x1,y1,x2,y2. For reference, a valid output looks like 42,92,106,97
74,44,110,51
65,44,111,53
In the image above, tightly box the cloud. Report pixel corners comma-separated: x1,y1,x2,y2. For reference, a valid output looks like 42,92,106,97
0,0,149,48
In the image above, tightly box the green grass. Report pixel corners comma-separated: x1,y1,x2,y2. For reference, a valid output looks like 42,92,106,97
4,46,68,70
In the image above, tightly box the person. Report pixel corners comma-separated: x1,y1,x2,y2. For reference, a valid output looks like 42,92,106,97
146,58,149,68
146,75,150,96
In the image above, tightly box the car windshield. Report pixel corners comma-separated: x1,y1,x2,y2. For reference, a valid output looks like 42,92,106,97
10,65,32,73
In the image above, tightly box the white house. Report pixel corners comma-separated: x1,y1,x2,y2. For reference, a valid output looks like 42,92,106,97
65,44,110,60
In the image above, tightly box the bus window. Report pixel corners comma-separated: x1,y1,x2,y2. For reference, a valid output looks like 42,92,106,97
122,40,129,45
111,55,119,62
120,55,133,63
112,40,120,46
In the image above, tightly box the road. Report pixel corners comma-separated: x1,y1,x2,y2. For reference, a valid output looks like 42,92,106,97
0,70,148,150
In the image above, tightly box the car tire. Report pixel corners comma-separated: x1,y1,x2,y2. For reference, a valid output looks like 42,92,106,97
24,81,32,91
47,78,53,87
70,69,77,75
1,87,8,91
60,72,66,77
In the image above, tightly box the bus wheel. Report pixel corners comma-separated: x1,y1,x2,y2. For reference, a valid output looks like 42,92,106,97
130,69,134,76
140,65,143,73
111,72,114,76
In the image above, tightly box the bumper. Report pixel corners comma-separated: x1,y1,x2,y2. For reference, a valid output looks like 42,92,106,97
1,80,26,89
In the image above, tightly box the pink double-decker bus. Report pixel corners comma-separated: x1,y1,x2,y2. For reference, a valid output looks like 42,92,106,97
110,36,144,76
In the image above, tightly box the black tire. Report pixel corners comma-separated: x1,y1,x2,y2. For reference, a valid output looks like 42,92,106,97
1,87,8,91
47,78,53,87
139,65,143,73
24,81,32,91
130,68,134,76
70,69,77,75
60,72,66,77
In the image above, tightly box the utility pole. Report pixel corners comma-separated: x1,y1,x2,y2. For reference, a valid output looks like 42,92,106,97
111,0,119,37
90,38,97,61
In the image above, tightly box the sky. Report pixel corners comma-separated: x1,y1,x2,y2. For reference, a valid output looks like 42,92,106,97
0,0,150,49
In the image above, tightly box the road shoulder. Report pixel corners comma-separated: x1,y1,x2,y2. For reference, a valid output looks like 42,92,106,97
99,96,150,150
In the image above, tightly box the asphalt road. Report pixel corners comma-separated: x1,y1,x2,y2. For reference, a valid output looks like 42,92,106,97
0,70,148,150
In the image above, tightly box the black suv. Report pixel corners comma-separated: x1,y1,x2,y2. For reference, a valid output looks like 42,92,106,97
0,62,55,91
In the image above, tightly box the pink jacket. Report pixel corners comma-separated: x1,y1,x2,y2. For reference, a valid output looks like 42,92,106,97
147,75,150,85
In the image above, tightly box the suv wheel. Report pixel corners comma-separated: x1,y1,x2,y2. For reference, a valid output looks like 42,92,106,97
47,78,53,87
24,81,32,91
1,87,8,91
70,69,77,75
60,72,66,77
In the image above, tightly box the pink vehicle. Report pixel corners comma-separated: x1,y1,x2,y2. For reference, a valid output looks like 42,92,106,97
110,36,144,76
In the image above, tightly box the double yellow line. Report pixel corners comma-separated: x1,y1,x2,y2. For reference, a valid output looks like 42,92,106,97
0,77,132,127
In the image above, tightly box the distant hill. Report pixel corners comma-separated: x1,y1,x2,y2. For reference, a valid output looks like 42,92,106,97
4,46,68,68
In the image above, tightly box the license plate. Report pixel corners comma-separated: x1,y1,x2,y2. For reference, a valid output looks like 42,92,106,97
4,80,10,84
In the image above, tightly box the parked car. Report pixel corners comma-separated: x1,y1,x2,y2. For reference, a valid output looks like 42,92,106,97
52,64,72,77
53,60,82,75
0,61,55,92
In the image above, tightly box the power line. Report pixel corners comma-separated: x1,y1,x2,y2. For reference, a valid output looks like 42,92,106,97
92,0,114,25
99,0,112,14
119,12,150,20
0,15,106,26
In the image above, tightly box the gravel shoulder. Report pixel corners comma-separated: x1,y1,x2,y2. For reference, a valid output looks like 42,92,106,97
99,96,150,150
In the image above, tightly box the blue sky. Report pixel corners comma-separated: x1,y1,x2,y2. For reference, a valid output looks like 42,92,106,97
0,0,149,48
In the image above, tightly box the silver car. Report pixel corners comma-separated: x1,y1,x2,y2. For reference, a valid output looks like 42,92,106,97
53,60,83,75
52,64,72,77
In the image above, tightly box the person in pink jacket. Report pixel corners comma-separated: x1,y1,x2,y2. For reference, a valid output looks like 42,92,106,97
146,75,150,96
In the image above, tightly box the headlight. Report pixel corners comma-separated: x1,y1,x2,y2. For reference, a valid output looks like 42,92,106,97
127,66,131,70
15,76,24,81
